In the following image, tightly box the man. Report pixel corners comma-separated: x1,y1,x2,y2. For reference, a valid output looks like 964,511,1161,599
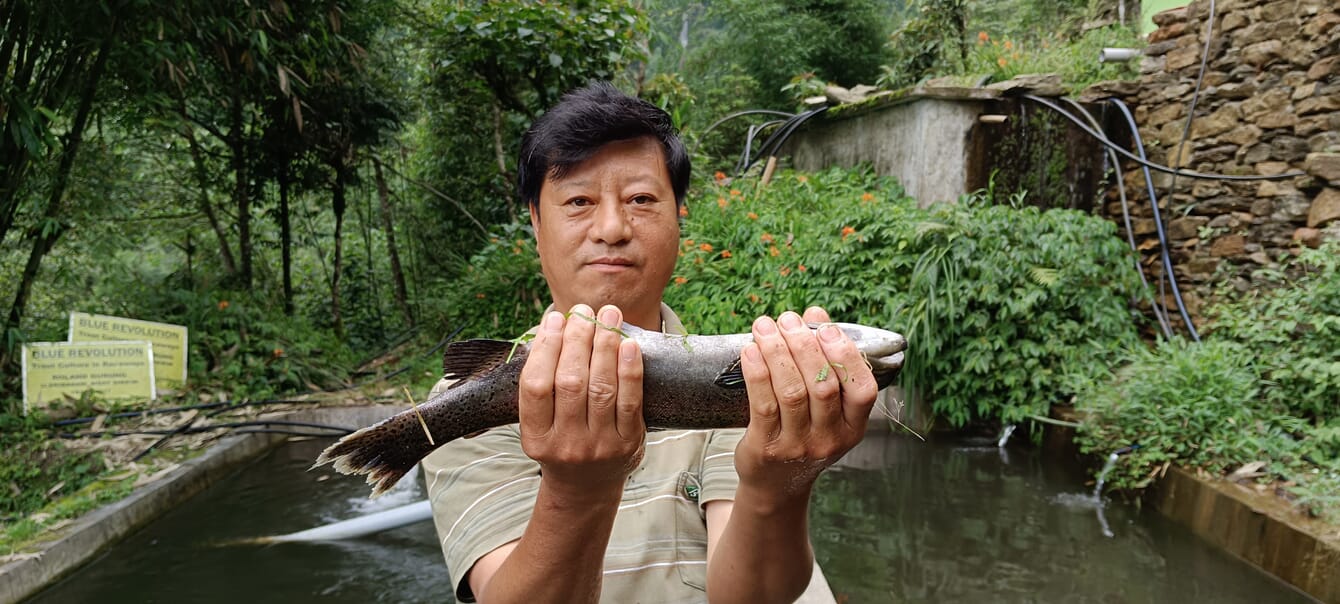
421,82,877,603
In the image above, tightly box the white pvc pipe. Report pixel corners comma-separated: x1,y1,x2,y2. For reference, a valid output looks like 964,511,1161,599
267,499,433,542
1099,48,1141,63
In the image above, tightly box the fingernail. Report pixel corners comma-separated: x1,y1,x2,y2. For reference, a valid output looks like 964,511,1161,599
599,305,619,326
544,311,563,331
779,312,802,330
820,324,842,342
755,316,777,335
570,303,591,318
743,343,761,363
620,339,637,362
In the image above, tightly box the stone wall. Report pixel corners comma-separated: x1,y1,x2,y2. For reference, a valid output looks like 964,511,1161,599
1106,0,1340,324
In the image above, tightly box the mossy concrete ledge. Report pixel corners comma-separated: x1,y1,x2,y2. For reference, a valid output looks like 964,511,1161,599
1151,467,1340,603
1047,406,1340,603
0,404,399,604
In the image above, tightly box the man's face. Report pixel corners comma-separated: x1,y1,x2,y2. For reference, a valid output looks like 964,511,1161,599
530,136,680,330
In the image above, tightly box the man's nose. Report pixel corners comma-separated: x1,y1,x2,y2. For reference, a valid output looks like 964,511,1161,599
590,198,632,244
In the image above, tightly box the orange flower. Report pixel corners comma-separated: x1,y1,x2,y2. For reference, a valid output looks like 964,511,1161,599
841,226,856,241
749,293,760,304
684,238,695,247
760,233,774,244
1003,40,1013,50
515,239,525,247
714,171,727,182
779,266,791,276
978,31,989,42
699,243,713,252
769,245,780,257
747,212,758,220
678,249,684,257
674,276,687,285
679,205,689,217
718,197,728,209
217,300,230,310
729,189,742,197
861,192,875,202
721,250,732,258
490,237,499,243
797,264,807,272
273,348,284,358
512,247,522,255
997,57,1007,68
796,175,808,183
476,293,486,299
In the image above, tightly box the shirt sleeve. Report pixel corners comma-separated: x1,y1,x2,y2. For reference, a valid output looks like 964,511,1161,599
698,428,744,507
421,424,539,602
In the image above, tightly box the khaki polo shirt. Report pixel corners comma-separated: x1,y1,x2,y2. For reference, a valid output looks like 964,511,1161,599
421,305,745,603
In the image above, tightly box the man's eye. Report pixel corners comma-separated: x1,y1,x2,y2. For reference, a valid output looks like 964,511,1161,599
568,198,592,207
631,195,654,204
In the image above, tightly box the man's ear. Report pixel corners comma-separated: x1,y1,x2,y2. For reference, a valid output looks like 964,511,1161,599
528,203,540,243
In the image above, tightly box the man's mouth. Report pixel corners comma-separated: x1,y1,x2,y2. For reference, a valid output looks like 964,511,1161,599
586,257,636,272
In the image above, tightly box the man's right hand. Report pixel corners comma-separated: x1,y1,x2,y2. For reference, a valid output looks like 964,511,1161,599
517,303,647,496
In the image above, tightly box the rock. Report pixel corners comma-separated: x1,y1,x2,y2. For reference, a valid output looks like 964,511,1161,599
1295,115,1330,137
1306,56,1339,81
1191,104,1241,138
1220,11,1250,32
1257,181,1300,197
1166,45,1202,71
1168,216,1209,239
1149,21,1188,43
985,73,1065,96
1252,198,1275,216
1305,153,1340,184
1308,188,1340,228
1152,6,1187,27
1077,80,1140,102
1256,161,1292,176
1211,234,1247,256
1212,81,1257,100
1302,11,1340,37
1193,180,1225,198
1241,88,1290,119
1310,132,1340,153
1241,40,1283,67
1221,124,1263,146
824,85,867,105
1147,103,1184,127
1248,251,1271,264
1209,214,1234,228
1293,227,1322,247
1298,95,1340,115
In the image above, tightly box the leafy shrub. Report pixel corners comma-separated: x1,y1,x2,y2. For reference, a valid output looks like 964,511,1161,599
0,413,105,518
1074,244,1340,520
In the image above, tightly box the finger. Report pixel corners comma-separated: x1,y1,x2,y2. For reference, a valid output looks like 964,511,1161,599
817,323,879,430
554,303,595,434
802,306,831,325
587,305,623,432
518,310,564,436
615,338,645,440
777,311,842,435
754,314,810,435
739,342,780,441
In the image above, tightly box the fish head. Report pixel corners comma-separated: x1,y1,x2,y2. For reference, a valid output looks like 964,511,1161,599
834,323,907,390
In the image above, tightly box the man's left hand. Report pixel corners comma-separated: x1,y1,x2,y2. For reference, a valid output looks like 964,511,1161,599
733,306,878,505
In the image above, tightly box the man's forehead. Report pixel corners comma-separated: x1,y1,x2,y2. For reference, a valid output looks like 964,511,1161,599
543,138,669,190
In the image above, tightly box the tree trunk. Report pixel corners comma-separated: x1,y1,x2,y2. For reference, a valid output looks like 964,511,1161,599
4,16,114,353
331,165,347,340
180,101,238,276
229,82,252,288
279,159,293,315
373,158,412,325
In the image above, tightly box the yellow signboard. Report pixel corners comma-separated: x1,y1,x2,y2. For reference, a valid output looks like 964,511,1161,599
21,341,156,414
69,312,188,390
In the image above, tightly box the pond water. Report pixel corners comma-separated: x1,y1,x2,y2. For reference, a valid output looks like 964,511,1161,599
29,433,1316,603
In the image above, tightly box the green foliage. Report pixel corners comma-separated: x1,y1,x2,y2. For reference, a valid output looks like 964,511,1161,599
961,26,1144,92
1075,244,1340,520
1204,245,1340,419
0,413,106,519
426,221,548,340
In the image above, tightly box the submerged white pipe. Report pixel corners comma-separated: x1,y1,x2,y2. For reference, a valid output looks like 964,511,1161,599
267,499,432,542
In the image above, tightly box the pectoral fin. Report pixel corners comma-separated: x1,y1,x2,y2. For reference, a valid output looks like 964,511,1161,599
442,339,517,383
713,357,747,389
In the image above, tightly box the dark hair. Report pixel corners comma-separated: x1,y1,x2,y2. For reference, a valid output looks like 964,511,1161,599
517,82,690,213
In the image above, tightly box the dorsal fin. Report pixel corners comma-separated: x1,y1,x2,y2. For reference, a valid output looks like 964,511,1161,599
442,339,517,382
713,357,747,389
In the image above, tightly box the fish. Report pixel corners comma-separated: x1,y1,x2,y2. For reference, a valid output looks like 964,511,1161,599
314,322,907,496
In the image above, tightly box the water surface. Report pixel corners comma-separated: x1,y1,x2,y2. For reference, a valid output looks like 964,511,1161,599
29,433,1316,603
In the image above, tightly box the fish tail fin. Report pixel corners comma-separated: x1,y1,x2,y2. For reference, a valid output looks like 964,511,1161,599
313,414,433,497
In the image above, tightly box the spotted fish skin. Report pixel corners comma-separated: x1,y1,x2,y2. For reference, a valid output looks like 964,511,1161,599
314,322,906,496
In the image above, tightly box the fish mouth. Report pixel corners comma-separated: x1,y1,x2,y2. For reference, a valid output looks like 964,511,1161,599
869,351,905,390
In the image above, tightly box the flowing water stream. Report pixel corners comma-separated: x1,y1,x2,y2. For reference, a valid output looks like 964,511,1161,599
29,433,1316,603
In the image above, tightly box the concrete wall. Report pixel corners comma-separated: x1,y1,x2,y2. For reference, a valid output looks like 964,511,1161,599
784,92,989,207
